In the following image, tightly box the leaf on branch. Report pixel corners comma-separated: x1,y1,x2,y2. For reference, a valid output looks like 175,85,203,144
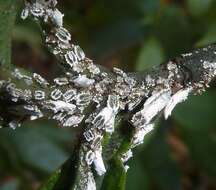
0,0,19,66
136,37,165,71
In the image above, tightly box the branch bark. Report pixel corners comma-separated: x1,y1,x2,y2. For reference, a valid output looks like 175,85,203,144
1,0,216,189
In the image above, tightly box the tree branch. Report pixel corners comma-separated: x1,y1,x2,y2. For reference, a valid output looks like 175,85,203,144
1,0,216,189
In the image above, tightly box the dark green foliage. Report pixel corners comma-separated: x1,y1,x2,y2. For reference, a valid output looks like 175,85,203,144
0,0,18,66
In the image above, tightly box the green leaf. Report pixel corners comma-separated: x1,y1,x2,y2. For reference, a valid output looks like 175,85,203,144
174,91,216,177
187,0,213,16
0,121,71,174
39,149,81,190
140,126,181,190
0,179,19,190
174,91,216,130
89,19,144,59
13,24,42,51
136,37,164,71
39,169,61,190
196,24,216,47
13,132,68,173
0,0,18,66
126,158,149,190
181,129,216,177
154,6,193,58
138,0,160,15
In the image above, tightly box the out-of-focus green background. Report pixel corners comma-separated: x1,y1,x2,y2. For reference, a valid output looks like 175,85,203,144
1,0,216,189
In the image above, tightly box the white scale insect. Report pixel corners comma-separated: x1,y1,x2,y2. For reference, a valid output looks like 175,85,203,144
51,9,64,27
22,76,33,86
23,104,43,121
82,96,119,176
50,89,62,100
132,89,172,127
121,149,133,163
64,50,78,67
33,73,49,87
85,172,96,190
21,8,29,20
73,75,95,88
132,124,154,146
22,90,32,101
55,27,71,43
12,69,23,79
6,84,22,102
54,77,69,86
85,150,96,165
9,121,21,130
93,148,106,176
83,132,106,175
6,83,15,92
164,88,192,119
10,88,23,99
24,105,37,111
30,6,44,17
92,95,119,132
52,112,67,123
90,135,103,150
46,100,76,114
63,89,76,102
63,115,84,127
34,90,46,100
131,87,192,147
83,129,95,142
12,69,33,86
74,45,85,61
76,93,91,106
23,105,41,117
87,63,100,75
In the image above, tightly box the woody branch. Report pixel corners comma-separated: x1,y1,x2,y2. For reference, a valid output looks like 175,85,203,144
1,0,216,189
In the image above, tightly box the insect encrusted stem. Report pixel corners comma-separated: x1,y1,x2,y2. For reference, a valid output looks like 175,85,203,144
1,0,216,189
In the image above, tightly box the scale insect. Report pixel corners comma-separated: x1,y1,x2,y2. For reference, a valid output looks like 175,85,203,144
50,89,62,100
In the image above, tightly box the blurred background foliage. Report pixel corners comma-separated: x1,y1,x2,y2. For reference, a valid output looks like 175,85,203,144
1,0,216,189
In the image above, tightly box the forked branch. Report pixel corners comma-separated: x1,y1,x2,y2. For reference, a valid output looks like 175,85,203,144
1,0,216,189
